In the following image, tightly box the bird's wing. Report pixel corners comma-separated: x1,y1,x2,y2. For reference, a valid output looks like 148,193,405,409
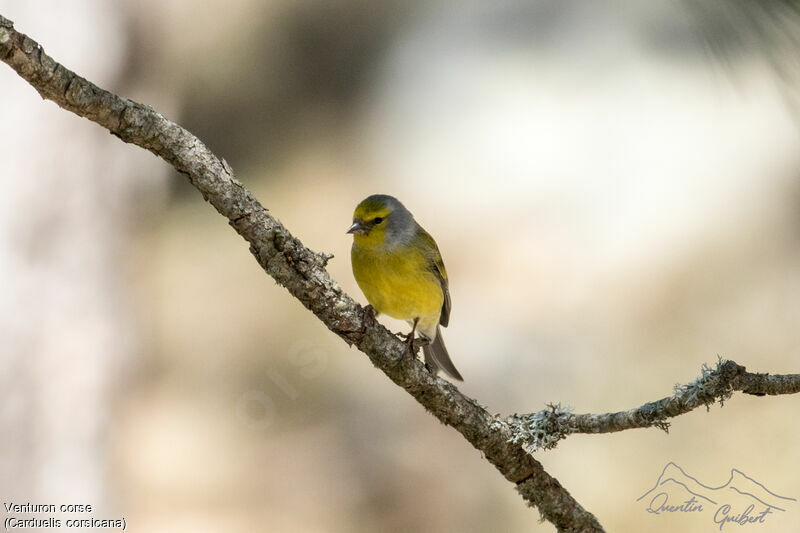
416,227,451,327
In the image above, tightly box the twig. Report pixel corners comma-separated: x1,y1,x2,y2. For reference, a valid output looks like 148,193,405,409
509,360,800,452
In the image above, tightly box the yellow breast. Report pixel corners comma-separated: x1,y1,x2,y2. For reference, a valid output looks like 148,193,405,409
351,243,443,322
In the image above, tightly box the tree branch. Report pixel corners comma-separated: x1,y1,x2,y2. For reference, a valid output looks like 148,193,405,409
509,360,800,452
0,14,603,532
4,14,798,532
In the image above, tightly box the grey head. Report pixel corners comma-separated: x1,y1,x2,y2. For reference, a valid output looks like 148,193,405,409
346,194,417,247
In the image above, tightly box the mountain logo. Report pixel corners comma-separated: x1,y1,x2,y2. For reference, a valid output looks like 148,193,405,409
637,462,796,529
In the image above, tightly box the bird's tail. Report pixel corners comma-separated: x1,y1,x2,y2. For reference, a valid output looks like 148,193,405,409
422,326,463,381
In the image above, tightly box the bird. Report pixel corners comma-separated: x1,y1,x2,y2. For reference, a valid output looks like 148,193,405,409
347,194,463,381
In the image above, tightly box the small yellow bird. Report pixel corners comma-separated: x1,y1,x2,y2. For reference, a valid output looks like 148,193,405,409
347,194,463,381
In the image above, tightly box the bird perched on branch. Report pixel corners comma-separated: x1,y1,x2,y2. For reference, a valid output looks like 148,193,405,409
347,194,463,381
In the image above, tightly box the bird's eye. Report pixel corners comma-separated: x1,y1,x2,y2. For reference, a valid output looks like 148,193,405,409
373,217,383,224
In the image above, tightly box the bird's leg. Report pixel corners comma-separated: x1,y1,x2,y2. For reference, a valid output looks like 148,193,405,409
401,317,419,353
409,318,419,352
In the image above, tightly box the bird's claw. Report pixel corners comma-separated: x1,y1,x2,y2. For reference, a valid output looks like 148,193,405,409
395,331,430,354
394,330,415,352
361,304,377,334
405,334,416,354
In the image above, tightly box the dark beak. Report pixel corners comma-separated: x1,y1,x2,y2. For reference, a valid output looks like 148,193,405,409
346,221,368,235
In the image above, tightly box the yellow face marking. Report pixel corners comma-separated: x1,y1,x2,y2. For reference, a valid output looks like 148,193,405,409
351,204,393,249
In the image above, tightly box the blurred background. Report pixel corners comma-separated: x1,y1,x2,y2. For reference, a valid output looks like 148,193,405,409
1,1,799,531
